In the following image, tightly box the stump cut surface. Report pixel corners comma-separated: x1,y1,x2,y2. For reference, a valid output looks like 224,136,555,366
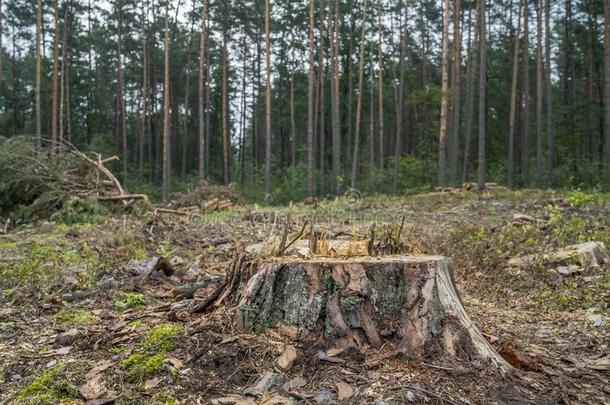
215,254,510,369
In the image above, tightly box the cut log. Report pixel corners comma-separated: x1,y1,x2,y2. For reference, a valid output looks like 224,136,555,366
509,241,609,269
207,254,511,370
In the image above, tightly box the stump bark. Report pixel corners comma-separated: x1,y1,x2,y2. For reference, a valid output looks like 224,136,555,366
212,254,511,370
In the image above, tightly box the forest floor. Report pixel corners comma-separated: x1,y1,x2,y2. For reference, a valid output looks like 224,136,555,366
1,188,609,404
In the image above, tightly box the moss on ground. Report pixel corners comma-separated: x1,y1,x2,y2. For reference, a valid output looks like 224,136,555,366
121,323,184,382
54,308,100,326
17,363,78,404
115,292,147,310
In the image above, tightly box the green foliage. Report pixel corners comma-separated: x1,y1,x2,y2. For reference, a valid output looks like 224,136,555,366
114,292,147,310
0,137,107,222
566,190,596,208
121,353,167,383
18,363,77,404
270,164,310,204
0,237,102,291
120,323,184,382
54,309,100,326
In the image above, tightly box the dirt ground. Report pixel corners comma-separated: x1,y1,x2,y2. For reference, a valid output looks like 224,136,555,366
1,189,609,404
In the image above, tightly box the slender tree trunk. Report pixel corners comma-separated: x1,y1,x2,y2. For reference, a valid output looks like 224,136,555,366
0,0,2,100
319,0,326,194
35,0,43,150
307,0,316,197
369,66,375,182
449,0,462,186
545,0,553,186
181,11,195,179
477,0,486,190
240,38,247,184
198,0,208,179
51,0,60,152
438,0,451,187
162,1,171,201
604,0,610,176
377,0,384,179
265,0,272,194
535,0,543,187
350,0,369,189
508,0,522,188
59,5,69,145
522,0,530,185
463,2,477,182
66,51,72,143
392,2,408,193
222,11,231,185
330,0,341,195
117,0,128,181
139,0,149,176
346,1,355,167
290,73,296,167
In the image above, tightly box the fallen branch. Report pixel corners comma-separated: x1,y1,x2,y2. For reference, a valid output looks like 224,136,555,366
97,194,148,202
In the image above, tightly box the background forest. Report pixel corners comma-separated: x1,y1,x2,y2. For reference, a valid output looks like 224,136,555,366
0,0,609,203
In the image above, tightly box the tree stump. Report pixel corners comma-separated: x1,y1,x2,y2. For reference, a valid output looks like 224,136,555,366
211,254,511,370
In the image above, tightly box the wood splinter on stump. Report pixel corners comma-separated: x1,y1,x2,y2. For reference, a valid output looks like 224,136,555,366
207,253,511,370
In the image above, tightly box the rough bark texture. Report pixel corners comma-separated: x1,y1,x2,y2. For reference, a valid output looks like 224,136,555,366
212,254,510,370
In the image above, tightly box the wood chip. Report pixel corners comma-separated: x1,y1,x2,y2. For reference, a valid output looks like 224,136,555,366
79,374,107,400
335,381,355,400
276,345,298,371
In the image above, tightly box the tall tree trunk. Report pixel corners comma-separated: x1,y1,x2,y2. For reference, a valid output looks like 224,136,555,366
290,73,296,167
162,1,171,201
522,0,530,185
449,0,462,186
0,0,2,101
51,0,60,152
377,0,384,180
181,10,196,179
222,10,231,185
198,0,208,179
438,0,450,187
240,37,247,184
318,0,326,194
508,0,522,188
330,0,341,195
369,65,375,183
117,0,128,181
59,5,69,145
392,2,408,194
66,45,72,143
35,0,42,150
139,0,149,176
265,0,272,194
463,2,478,182
545,0,553,186
345,1,355,167
350,0,369,189
307,0,316,197
604,0,610,176
535,0,543,187
477,0,486,190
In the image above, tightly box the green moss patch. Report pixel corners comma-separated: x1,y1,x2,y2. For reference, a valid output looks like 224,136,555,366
115,292,147,310
120,323,184,383
17,363,77,404
54,309,100,326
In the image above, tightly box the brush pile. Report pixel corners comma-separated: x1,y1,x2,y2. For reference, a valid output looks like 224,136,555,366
0,137,147,222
